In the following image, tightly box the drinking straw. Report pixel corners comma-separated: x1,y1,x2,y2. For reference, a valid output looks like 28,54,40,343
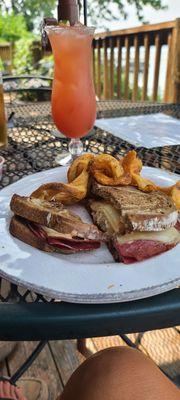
84,0,87,25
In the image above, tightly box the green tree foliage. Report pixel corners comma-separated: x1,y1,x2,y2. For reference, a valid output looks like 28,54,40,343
0,12,29,42
87,0,166,26
1,0,166,31
0,0,57,31
13,38,35,74
0,11,37,74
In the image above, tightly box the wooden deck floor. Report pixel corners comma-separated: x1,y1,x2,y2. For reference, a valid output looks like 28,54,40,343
0,329,179,399
0,340,84,399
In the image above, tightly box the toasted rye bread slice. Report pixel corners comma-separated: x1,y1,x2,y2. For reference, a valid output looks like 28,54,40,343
10,194,64,226
9,216,54,253
92,181,178,232
88,199,125,235
10,194,104,240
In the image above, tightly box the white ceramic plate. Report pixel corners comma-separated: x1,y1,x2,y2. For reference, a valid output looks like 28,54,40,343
0,166,179,304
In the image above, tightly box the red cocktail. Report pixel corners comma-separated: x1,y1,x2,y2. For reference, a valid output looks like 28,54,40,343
46,24,96,164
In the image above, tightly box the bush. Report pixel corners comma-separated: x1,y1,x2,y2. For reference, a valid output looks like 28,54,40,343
0,12,39,75
13,39,54,76
0,12,28,42
37,55,54,77
13,37,38,75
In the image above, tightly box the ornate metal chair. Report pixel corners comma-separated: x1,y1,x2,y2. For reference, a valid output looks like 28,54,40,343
3,75,52,103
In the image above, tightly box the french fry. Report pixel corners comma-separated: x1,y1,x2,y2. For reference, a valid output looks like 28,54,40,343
68,153,94,182
91,154,124,177
53,170,89,204
158,181,180,210
122,151,180,208
31,170,89,205
170,182,180,210
92,170,131,186
131,174,158,192
90,154,131,185
122,150,158,191
122,150,142,175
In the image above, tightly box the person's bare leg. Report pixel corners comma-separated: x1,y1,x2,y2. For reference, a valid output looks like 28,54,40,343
58,347,180,400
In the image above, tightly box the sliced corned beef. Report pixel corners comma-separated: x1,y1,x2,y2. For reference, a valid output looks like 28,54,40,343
113,239,177,264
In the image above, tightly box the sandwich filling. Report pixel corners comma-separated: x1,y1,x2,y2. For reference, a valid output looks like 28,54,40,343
113,228,180,264
89,200,125,235
89,199,180,264
28,222,101,252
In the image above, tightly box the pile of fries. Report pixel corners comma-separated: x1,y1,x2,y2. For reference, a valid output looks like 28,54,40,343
31,151,180,210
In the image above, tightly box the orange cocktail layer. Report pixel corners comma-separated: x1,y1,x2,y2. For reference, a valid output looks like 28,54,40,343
50,28,96,138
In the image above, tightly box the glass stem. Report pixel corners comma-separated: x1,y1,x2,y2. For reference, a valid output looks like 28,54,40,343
69,138,83,158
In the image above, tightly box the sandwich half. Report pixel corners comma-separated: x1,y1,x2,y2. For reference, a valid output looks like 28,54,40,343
10,194,105,254
89,182,179,264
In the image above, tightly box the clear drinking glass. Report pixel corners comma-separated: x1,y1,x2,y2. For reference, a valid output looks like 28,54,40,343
0,156,5,181
46,24,96,165
0,71,8,149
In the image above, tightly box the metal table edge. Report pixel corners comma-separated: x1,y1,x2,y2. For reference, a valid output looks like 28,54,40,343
0,289,179,341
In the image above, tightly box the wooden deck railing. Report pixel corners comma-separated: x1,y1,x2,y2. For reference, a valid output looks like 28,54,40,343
93,19,180,103
0,43,12,74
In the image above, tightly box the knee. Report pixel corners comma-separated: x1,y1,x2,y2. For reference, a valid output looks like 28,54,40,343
87,346,141,370
85,345,144,369
75,346,144,382
61,347,177,400
61,347,132,399
78,345,158,385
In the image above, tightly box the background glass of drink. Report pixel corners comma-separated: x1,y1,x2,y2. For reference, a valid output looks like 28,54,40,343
0,71,8,149
0,156,5,181
46,24,96,165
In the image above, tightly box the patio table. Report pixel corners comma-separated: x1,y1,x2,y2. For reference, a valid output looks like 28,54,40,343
0,100,179,382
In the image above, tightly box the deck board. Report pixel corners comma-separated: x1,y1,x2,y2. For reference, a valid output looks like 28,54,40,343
49,340,84,386
7,342,63,399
